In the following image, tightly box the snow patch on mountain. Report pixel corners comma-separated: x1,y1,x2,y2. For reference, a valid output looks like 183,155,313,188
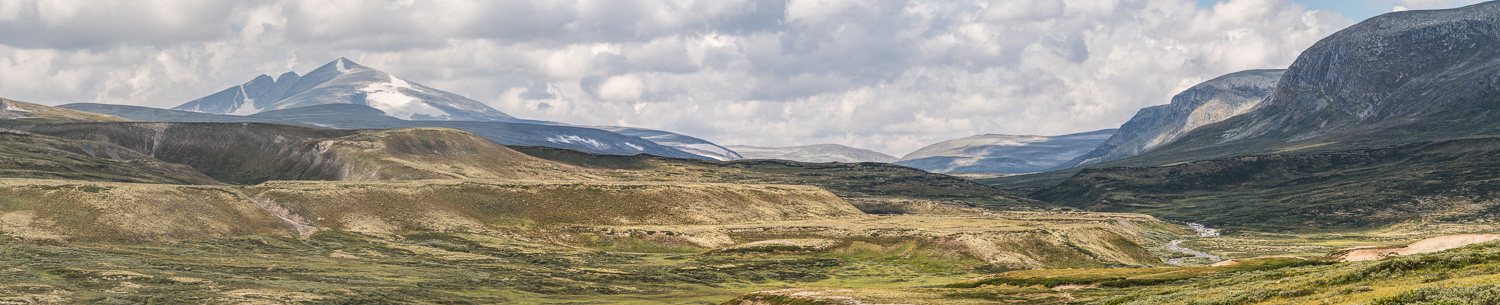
594,126,744,160
684,144,733,158
228,86,259,116
546,135,608,149
3,101,30,113
361,74,447,120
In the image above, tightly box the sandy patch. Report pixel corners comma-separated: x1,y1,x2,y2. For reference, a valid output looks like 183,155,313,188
1339,234,1500,262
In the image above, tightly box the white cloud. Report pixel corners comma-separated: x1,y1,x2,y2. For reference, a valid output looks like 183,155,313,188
0,0,1444,156
979,0,1066,22
0,0,239,49
597,74,645,101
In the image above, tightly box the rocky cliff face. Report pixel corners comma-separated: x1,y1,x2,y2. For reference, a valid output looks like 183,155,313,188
1111,3,1500,167
1226,3,1500,142
1065,70,1283,168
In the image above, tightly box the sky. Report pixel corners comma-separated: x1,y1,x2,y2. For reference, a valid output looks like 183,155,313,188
1245,0,1483,20
0,0,1489,156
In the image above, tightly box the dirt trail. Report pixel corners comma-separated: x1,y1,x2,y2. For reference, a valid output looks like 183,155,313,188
233,189,318,238
1339,234,1500,262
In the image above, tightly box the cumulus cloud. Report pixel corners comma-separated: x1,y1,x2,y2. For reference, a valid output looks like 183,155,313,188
597,74,645,101
0,0,1406,156
0,0,240,49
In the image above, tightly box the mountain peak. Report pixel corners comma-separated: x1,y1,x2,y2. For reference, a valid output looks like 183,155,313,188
308,57,361,76
249,74,273,84
274,71,300,83
173,58,519,122
334,57,353,73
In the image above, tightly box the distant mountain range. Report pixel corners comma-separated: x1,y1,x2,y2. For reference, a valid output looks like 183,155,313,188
1063,70,1284,168
894,129,1115,174
66,3,1500,178
596,127,743,161
726,144,896,163
61,103,714,160
55,58,756,161
839,69,1277,175
176,58,520,122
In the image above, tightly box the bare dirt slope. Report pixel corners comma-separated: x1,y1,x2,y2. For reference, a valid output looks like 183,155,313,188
1339,234,1500,262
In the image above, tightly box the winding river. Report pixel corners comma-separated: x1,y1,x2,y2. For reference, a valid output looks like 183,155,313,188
1165,222,1222,266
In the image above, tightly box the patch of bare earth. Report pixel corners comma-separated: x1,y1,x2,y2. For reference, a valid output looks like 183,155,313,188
1338,233,1500,262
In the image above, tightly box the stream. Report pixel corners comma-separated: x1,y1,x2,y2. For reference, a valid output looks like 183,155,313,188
1165,222,1222,266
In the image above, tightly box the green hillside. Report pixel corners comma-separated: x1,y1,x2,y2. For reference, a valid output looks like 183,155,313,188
0,131,220,185
1030,136,1500,232
512,146,1041,213
13,123,600,184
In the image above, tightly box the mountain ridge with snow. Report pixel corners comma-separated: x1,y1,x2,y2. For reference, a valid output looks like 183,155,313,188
726,144,896,163
174,58,520,122
895,129,1116,174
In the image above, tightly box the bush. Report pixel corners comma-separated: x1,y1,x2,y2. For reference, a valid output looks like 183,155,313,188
1369,285,1500,305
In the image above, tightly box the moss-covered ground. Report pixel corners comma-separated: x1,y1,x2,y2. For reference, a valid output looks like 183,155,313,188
731,229,1500,305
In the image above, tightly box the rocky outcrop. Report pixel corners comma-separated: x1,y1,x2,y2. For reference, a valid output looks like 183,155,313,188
1121,3,1500,166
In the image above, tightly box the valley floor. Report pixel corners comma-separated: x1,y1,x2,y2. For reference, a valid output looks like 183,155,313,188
729,222,1500,305
0,211,1171,304
4,206,1498,304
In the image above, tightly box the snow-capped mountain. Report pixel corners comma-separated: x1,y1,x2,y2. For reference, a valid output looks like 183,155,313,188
895,129,1116,174
726,144,896,163
1061,69,1284,168
175,58,519,122
154,57,750,160
60,103,709,159
596,127,744,161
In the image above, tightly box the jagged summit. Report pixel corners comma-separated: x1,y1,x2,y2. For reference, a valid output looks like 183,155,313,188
174,58,519,122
